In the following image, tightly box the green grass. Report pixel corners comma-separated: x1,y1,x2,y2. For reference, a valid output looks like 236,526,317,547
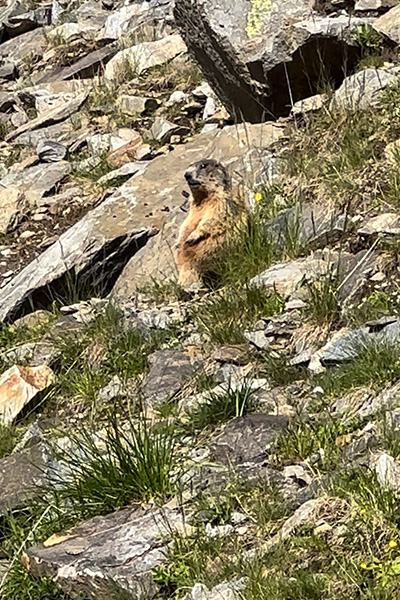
52,303,177,408
0,312,57,352
318,338,400,397
349,291,400,326
305,268,341,326
183,380,258,431
0,424,21,459
192,287,283,346
278,82,400,209
274,415,357,471
260,352,307,387
47,412,177,519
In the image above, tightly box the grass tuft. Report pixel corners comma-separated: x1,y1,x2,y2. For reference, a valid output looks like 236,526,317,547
47,412,177,519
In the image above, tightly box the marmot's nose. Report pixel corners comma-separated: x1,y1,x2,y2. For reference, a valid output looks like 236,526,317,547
184,167,196,183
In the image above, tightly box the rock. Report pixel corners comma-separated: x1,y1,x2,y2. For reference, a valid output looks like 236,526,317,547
40,46,117,82
283,464,313,486
375,453,400,493
355,0,398,10
0,123,283,322
358,212,400,236
0,365,55,425
105,34,187,80
168,90,188,105
46,22,99,44
149,117,190,143
270,202,347,250
292,94,329,116
0,28,46,67
0,162,70,206
14,119,83,148
357,380,400,418
190,579,247,600
98,162,146,187
174,2,367,122
374,5,400,44
100,0,174,42
264,497,328,550
211,414,288,465
0,92,16,112
5,91,88,142
0,443,53,513
136,308,174,330
332,68,398,110
37,140,67,162
319,319,400,365
118,95,159,115
250,251,338,298
12,309,52,330
97,375,127,403
87,129,142,156
143,349,195,407
0,185,27,234
25,506,184,600
0,62,17,81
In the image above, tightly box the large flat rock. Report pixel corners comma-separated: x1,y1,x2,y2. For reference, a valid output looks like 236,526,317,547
174,0,369,121
24,506,185,600
0,122,282,323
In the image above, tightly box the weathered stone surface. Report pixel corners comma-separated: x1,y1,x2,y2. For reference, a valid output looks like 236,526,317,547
112,122,283,300
0,365,55,424
39,46,117,82
0,161,70,205
358,212,400,236
25,506,185,600
251,251,337,297
0,185,27,234
0,27,46,65
332,68,399,110
355,0,398,10
357,380,400,419
100,0,174,41
143,349,195,407
270,203,347,250
37,139,67,162
118,94,159,115
375,452,400,493
105,34,187,80
5,91,88,142
374,4,400,44
211,414,288,465
190,579,247,600
320,319,400,365
98,162,146,187
174,0,367,122
0,443,52,513
149,117,190,142
292,93,329,116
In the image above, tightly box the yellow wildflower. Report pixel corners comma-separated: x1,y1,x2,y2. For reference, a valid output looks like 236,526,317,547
389,539,398,549
254,191,263,204
360,562,368,570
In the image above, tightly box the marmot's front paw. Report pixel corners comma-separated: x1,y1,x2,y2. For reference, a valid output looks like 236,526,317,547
185,229,209,246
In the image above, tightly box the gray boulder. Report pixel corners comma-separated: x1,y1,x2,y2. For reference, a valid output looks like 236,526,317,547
25,505,185,600
37,140,67,162
143,349,196,407
174,0,369,121
374,4,400,44
332,68,399,110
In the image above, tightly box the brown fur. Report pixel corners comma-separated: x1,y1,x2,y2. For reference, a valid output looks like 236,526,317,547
176,159,246,288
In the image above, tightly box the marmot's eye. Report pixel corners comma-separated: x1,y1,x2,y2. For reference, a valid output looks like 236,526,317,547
200,163,207,170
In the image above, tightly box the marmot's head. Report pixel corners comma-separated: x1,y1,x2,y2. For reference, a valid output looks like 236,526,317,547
184,159,231,203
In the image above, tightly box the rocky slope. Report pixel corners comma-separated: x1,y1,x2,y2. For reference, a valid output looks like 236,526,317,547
2,0,400,599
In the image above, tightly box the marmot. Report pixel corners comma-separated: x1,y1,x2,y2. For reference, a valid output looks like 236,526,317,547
176,158,247,289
